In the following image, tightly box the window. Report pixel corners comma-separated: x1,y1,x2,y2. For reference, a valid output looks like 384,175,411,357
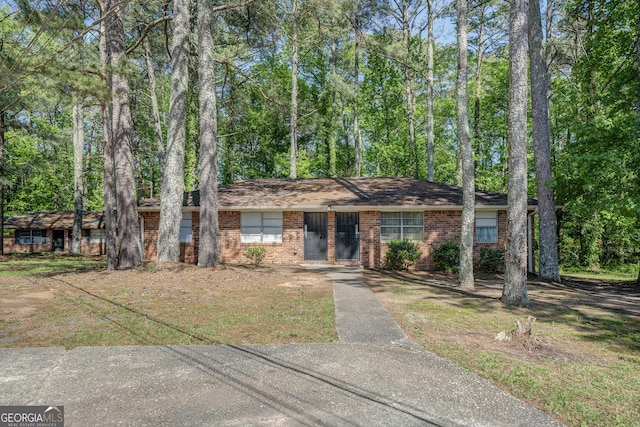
15,230,47,245
380,212,424,242
180,212,193,243
85,229,106,244
241,212,283,243
476,211,498,243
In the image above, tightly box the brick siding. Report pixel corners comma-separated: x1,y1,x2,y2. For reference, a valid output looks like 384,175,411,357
4,209,512,270
4,230,107,255
139,209,509,270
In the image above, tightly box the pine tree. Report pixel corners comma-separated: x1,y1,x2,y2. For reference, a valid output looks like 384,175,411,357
503,0,529,306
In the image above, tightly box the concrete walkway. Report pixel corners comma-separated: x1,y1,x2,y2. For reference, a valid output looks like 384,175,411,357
0,266,562,427
304,265,410,345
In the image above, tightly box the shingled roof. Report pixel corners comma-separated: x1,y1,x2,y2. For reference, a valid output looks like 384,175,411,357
138,177,536,210
4,211,105,230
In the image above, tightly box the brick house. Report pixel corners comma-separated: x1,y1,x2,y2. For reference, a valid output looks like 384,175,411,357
138,177,537,270
3,211,107,255
4,178,537,270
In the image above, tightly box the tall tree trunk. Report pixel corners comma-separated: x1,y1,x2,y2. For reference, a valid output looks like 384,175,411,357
457,0,475,290
289,0,299,179
72,100,84,254
503,0,529,306
0,110,4,256
328,36,338,178
98,1,117,270
197,0,220,268
143,36,165,173
529,0,560,282
402,1,417,178
353,1,363,177
473,6,485,142
636,0,639,285
637,0,640,113
107,0,141,268
158,0,189,262
426,0,435,181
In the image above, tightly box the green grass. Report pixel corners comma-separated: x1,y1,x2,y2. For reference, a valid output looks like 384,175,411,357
560,266,639,282
0,262,337,349
366,270,640,427
0,253,104,277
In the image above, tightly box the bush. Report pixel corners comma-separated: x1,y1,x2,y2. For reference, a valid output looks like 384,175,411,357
478,248,504,273
384,239,422,270
244,246,267,267
433,239,460,273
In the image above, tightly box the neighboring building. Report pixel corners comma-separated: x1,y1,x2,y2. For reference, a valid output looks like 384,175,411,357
4,178,538,270
3,211,106,255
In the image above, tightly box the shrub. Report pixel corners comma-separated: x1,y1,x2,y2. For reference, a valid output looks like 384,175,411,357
433,239,460,273
244,246,267,267
384,239,422,270
478,248,504,273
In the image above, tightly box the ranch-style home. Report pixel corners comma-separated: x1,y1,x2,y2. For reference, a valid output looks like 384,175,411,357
4,178,538,271
138,177,538,270
3,210,107,255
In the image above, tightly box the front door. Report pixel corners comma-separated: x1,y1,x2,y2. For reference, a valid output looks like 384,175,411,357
304,212,327,261
336,212,359,261
53,230,64,252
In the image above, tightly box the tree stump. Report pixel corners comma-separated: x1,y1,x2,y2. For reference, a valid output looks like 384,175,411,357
495,316,540,350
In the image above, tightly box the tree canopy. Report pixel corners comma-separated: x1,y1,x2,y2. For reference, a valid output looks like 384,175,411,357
1,0,638,273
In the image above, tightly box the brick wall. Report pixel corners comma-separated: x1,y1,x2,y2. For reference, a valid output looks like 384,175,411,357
214,211,305,265
4,230,108,255
372,210,507,270
137,208,512,270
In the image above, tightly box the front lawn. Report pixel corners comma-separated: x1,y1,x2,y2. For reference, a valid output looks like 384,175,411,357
366,270,640,427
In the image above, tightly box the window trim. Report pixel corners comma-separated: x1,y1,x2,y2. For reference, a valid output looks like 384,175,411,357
241,212,283,243
179,212,193,243
15,230,47,245
476,211,498,243
85,229,106,244
380,211,424,243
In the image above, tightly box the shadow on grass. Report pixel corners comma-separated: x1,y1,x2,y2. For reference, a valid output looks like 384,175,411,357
365,269,640,353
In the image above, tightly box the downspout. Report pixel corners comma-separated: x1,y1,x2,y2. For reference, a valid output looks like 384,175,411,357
139,216,145,261
527,210,536,273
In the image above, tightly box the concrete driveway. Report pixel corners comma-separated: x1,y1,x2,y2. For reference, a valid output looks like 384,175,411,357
0,266,562,426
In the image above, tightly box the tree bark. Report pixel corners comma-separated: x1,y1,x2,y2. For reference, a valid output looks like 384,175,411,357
401,0,417,178
637,0,640,113
457,0,475,290
158,0,189,262
143,36,165,174
503,0,529,306
636,0,639,284
426,0,435,181
98,1,117,270
197,0,220,268
0,110,4,256
106,0,141,269
329,36,338,178
472,6,485,142
529,0,560,282
354,17,363,178
289,0,299,179
72,100,84,254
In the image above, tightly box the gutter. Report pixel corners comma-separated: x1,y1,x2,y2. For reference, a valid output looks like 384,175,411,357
136,204,539,213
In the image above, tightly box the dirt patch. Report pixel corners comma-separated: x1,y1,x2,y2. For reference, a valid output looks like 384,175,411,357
0,264,336,348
